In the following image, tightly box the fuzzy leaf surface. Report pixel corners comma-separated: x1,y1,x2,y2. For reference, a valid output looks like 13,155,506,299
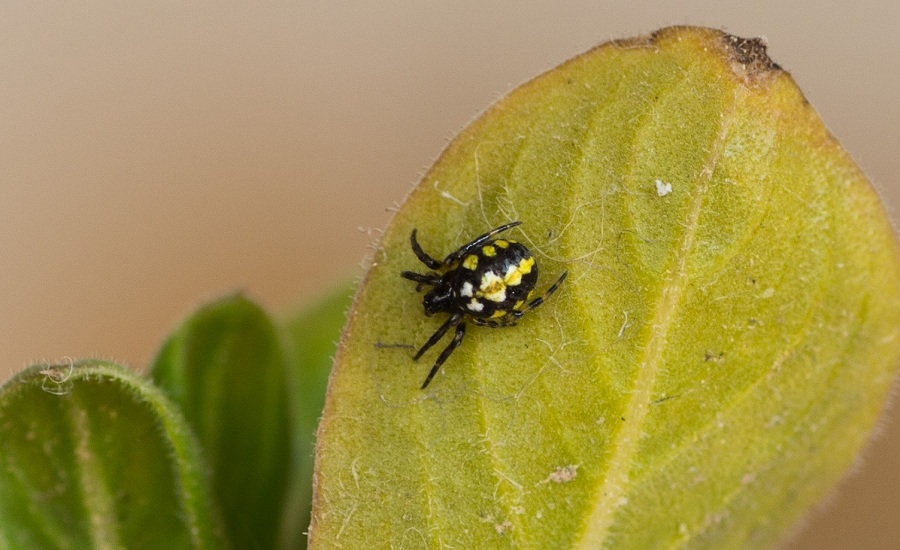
280,284,355,548
311,27,900,549
152,295,291,549
0,360,225,549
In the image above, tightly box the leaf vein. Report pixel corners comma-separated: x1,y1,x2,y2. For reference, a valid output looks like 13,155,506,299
575,85,739,549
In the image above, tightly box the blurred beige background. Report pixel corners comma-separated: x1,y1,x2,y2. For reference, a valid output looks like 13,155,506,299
1,2,897,548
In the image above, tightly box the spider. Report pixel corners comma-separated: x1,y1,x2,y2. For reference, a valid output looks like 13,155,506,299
401,221,568,389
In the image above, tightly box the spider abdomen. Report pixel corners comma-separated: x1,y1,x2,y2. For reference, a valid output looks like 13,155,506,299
451,239,538,319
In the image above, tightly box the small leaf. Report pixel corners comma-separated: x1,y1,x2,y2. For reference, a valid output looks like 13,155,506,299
279,284,355,548
0,360,225,549
151,294,291,549
310,27,900,548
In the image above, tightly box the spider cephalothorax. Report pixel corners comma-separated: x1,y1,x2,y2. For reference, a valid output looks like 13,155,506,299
401,221,568,389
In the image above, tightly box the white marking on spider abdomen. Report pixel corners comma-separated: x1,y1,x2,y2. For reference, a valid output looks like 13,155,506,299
479,270,508,303
460,281,474,297
467,299,484,312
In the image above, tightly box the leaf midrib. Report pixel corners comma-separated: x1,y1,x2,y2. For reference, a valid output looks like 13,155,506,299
575,86,739,549
68,387,123,550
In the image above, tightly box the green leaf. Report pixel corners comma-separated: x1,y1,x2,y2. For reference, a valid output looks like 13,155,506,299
310,26,900,549
151,294,291,549
280,284,355,549
0,360,225,549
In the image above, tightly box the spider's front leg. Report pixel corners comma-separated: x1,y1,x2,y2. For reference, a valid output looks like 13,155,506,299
401,271,442,291
442,221,522,265
409,229,443,270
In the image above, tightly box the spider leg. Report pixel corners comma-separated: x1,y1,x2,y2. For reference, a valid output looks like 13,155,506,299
421,321,467,389
401,271,442,290
471,316,518,328
515,269,569,316
443,221,522,265
413,312,463,361
410,229,443,269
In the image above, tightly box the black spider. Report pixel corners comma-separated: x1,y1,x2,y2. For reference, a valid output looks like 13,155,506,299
401,221,568,389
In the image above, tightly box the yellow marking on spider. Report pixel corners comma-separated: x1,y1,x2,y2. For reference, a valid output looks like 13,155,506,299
494,240,509,249
514,300,525,310
519,256,534,274
504,256,534,286
491,310,506,319
463,254,479,270
482,245,496,257
505,265,523,286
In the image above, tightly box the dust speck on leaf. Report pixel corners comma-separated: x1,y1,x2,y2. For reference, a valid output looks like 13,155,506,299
541,464,579,484
655,179,673,196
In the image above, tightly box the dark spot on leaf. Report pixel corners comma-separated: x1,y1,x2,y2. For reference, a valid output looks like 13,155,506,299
373,342,415,349
720,32,782,86
723,34,781,71
652,394,679,405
